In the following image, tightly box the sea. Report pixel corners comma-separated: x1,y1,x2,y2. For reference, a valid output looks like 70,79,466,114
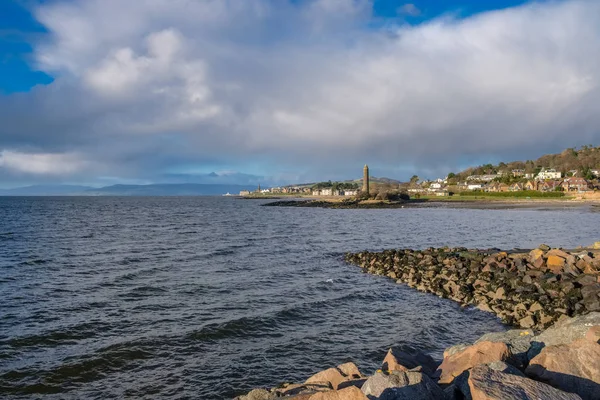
1,196,599,399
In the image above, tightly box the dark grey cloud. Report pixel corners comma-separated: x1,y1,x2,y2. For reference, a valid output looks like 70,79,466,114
1,0,600,186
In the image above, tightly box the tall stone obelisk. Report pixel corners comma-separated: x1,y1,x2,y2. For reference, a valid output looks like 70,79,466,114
363,165,370,195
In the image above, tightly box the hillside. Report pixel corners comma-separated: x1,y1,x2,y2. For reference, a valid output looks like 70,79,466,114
453,145,600,180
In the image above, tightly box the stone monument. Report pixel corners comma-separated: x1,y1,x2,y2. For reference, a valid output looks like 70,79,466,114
363,165,370,195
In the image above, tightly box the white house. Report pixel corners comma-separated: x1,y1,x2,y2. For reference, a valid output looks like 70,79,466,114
536,168,562,180
467,183,484,191
591,169,600,178
430,183,443,189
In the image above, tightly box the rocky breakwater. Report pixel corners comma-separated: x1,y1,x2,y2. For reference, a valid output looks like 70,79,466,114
236,313,600,400
344,245,600,330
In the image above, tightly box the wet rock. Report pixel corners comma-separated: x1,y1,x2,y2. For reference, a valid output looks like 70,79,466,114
436,341,512,384
361,371,444,400
382,346,438,378
526,339,600,400
468,364,582,400
309,386,368,400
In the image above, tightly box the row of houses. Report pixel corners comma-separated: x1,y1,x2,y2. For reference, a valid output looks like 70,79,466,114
477,177,593,193
311,188,359,196
466,168,600,183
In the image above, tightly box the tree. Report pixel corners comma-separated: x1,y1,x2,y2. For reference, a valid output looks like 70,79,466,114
410,175,419,184
447,172,456,179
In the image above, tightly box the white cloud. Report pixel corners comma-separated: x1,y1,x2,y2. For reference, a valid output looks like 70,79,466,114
398,3,421,17
2,0,600,184
0,151,87,175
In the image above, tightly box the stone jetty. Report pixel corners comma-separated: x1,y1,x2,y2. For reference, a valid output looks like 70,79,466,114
236,245,600,399
345,245,600,330
236,313,600,400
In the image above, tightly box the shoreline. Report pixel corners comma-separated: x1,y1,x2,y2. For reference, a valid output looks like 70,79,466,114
260,197,600,210
236,246,600,399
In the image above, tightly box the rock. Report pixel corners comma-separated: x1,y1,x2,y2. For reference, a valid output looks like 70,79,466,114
519,315,535,329
487,361,525,377
436,341,512,384
530,248,545,261
548,249,571,259
475,329,534,369
586,326,600,343
539,244,551,251
308,386,368,400
382,346,438,377
305,362,362,389
581,284,600,312
277,382,332,396
444,344,470,358
243,389,276,400
468,364,582,400
593,242,600,250
361,371,445,400
528,312,600,359
526,339,600,400
547,255,566,274
337,362,362,379
337,379,368,390
452,361,525,400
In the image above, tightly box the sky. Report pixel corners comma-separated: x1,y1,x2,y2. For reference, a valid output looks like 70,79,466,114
0,0,599,188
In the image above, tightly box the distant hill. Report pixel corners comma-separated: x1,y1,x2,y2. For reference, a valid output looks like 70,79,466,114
0,184,255,196
0,185,94,196
84,184,253,196
453,145,600,180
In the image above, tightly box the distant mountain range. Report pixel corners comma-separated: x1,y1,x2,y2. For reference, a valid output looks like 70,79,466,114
0,184,256,196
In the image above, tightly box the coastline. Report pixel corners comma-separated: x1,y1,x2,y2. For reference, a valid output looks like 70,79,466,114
259,197,600,210
236,245,600,399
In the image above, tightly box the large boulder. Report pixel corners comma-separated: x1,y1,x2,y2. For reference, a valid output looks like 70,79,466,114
308,386,368,400
526,339,600,400
361,371,445,400
453,361,525,400
305,362,362,390
475,329,534,369
468,365,582,400
436,341,512,384
528,313,600,359
382,346,438,377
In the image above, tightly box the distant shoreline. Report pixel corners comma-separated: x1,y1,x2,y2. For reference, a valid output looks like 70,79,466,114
260,197,600,210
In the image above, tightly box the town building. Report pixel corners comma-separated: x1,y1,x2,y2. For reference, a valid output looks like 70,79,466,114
536,168,562,180
467,183,484,191
562,177,590,193
539,180,562,192
509,183,524,192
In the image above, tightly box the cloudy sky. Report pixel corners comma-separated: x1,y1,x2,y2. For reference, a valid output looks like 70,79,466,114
0,0,599,188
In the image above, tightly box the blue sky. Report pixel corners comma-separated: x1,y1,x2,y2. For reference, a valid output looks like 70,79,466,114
0,0,598,187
